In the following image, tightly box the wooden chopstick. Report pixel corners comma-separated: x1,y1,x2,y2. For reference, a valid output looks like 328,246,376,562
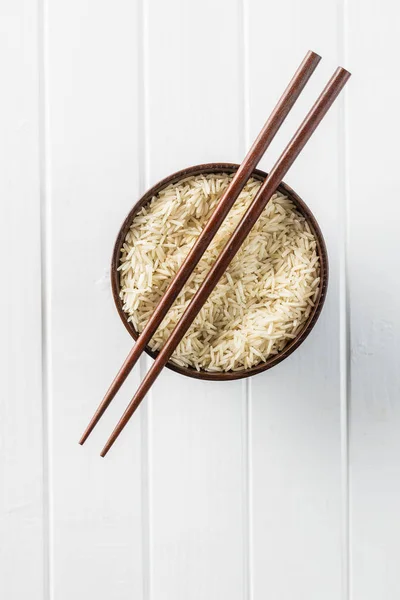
79,50,321,445
100,66,350,457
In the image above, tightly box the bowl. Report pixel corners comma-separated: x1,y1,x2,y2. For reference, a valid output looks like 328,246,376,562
111,163,328,381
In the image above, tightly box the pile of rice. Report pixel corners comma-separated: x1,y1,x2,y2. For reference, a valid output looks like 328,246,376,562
118,173,320,372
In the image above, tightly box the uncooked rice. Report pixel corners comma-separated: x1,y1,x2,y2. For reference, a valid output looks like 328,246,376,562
118,173,320,372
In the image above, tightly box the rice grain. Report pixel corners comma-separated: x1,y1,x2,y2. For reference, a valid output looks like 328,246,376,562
119,173,320,372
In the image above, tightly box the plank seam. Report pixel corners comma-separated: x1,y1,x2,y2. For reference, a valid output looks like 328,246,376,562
240,0,253,597
138,0,152,598
338,0,351,597
38,0,53,598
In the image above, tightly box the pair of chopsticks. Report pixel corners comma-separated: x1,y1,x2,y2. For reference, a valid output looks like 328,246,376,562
80,50,350,456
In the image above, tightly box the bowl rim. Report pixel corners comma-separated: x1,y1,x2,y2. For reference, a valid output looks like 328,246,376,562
111,162,329,381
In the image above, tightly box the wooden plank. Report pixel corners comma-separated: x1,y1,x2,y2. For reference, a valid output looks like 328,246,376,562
143,0,246,598
246,3,345,598
0,1,44,599
346,1,400,597
45,1,144,598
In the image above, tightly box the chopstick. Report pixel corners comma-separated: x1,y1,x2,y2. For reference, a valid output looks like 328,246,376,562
101,66,350,457
79,50,321,445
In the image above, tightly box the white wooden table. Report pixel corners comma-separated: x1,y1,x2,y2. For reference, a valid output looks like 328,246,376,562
1,1,399,598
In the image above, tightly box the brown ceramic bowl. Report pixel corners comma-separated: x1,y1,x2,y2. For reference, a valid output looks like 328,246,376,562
111,163,328,381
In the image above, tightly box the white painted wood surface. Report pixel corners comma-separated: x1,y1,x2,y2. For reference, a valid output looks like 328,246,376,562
0,2,43,599
1,0,399,599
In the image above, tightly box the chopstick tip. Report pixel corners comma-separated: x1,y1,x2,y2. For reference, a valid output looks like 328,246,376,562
332,64,350,74
100,444,109,458
307,49,322,61
338,66,351,77
78,431,89,445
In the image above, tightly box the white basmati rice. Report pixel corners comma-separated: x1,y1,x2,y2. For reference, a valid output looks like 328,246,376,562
119,173,320,372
